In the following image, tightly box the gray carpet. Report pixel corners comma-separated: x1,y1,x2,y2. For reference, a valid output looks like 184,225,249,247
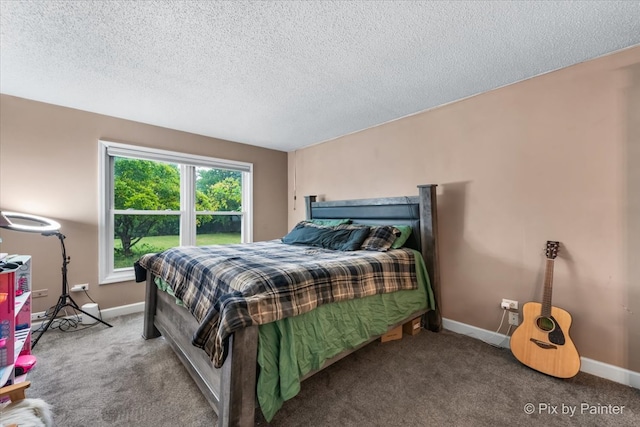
25,313,639,426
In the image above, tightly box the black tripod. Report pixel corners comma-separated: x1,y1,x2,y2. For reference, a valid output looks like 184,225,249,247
31,231,112,348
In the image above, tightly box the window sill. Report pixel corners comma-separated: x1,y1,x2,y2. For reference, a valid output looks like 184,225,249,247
99,268,135,285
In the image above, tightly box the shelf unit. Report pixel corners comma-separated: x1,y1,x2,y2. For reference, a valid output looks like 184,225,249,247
0,255,32,387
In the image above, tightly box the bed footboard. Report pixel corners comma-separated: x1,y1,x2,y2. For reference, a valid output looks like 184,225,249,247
143,272,258,427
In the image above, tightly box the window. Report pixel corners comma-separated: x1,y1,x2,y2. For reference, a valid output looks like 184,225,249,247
99,141,253,284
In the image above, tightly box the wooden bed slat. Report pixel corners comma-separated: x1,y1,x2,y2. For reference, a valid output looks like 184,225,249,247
156,289,222,405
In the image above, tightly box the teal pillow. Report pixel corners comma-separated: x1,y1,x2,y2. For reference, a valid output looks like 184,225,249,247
306,218,351,226
391,225,412,249
282,222,370,251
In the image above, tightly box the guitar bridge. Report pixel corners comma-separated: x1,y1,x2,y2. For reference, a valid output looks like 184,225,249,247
530,338,557,350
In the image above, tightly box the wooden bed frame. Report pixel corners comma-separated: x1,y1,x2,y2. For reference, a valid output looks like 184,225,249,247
142,184,441,427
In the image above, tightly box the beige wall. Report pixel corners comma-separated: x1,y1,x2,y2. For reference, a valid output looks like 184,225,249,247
0,95,288,313
288,46,640,372
2,46,638,373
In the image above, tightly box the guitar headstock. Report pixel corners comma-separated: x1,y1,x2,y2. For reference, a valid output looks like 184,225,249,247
545,241,560,259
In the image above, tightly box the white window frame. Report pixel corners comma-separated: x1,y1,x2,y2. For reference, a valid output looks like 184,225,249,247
98,140,253,284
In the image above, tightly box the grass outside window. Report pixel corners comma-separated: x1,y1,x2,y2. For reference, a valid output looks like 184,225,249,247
114,233,241,269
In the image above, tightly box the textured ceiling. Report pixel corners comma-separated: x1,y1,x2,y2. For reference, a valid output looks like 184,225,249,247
1,1,640,152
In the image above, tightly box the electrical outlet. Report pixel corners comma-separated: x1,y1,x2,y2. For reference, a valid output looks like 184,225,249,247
70,284,89,292
509,312,519,326
33,289,48,298
501,298,518,310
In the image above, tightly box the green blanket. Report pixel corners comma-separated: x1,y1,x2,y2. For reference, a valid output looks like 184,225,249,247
256,250,433,420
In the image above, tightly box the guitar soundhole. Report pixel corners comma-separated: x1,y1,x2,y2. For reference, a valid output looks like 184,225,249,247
536,316,555,332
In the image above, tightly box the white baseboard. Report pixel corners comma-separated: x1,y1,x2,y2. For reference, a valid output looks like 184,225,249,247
99,301,146,318
442,318,640,390
443,318,513,348
579,357,640,389
31,302,145,327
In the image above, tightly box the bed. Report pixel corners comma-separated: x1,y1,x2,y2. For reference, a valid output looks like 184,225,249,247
137,184,441,426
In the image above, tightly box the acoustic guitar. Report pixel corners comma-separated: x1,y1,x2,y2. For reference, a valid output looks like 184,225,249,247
510,241,580,378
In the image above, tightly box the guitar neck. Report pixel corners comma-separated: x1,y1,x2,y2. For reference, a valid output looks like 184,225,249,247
542,258,554,317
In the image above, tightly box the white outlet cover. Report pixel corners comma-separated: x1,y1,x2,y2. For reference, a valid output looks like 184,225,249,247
501,299,518,310
509,312,519,326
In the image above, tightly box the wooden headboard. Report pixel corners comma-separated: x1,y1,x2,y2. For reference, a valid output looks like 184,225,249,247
304,184,441,331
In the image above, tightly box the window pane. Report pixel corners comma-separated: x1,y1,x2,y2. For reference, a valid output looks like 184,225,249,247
114,157,180,210
101,140,253,283
195,168,242,212
196,214,242,246
114,214,179,269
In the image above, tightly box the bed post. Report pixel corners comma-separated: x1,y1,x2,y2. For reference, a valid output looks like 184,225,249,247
304,195,317,219
218,325,259,427
418,184,442,332
142,272,160,339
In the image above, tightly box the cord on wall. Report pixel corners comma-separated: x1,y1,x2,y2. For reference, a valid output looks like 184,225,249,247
495,309,508,334
293,150,297,210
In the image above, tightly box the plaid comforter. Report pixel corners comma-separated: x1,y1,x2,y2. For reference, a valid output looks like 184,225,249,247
136,240,418,367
